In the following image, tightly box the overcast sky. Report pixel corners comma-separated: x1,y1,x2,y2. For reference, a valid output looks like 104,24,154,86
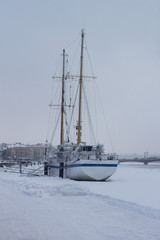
0,0,160,154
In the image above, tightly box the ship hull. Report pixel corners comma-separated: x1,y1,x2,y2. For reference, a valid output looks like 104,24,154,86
48,160,118,181
66,160,118,181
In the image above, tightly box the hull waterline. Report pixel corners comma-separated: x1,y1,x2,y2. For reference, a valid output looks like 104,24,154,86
48,160,118,181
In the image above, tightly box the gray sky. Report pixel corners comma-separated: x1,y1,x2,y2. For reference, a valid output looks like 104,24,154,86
0,0,160,154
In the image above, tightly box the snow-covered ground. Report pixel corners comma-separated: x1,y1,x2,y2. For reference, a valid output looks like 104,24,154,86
0,163,160,240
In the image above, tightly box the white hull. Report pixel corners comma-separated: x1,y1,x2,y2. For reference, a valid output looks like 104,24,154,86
48,159,118,181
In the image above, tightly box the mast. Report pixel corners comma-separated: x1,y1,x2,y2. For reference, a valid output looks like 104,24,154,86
59,49,65,178
60,49,65,145
77,30,84,144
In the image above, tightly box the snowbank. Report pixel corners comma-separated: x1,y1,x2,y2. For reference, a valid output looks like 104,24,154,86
0,163,160,240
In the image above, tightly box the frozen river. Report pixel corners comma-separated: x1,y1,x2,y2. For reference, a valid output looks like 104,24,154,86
0,163,160,240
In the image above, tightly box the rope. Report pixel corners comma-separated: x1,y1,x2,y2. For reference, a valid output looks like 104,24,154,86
82,84,96,144
94,79,98,142
50,111,61,145
96,82,114,152
67,83,79,136
68,39,81,74
84,39,95,77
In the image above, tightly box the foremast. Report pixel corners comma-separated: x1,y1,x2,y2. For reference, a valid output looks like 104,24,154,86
59,49,65,178
60,49,65,145
77,30,84,144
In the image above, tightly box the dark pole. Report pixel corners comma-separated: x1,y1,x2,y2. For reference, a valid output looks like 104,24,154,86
44,162,48,175
20,162,22,174
44,140,48,175
59,49,65,178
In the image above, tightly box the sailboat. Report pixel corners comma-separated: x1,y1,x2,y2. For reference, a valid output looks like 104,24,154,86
47,30,118,181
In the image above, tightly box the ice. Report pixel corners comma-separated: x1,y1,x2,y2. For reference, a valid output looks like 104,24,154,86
0,163,160,240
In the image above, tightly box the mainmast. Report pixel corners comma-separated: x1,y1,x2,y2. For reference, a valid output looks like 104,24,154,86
77,30,84,144
59,49,65,178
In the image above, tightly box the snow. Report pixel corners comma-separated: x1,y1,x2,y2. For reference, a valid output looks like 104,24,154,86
77,163,160,209
0,163,160,240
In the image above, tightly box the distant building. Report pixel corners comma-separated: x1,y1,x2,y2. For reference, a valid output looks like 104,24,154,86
0,145,3,159
30,144,46,160
3,142,48,161
3,143,34,160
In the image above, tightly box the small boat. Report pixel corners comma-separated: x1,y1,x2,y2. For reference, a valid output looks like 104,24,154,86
47,30,118,181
